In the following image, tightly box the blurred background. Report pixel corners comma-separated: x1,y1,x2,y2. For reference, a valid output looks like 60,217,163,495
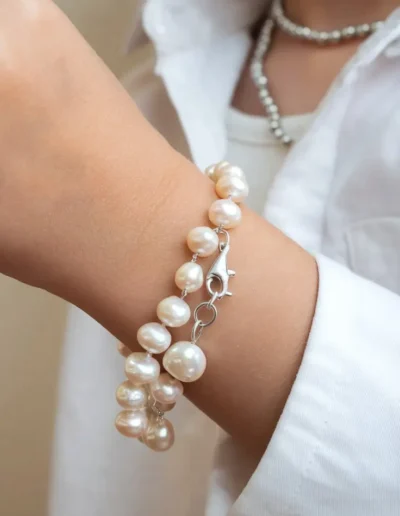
0,1,140,515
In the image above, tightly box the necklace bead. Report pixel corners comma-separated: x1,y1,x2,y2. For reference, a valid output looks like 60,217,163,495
251,0,383,146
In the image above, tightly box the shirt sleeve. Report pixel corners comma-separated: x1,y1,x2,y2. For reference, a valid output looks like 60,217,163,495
229,254,400,516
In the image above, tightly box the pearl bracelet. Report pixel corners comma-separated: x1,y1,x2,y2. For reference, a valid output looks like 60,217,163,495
114,161,249,451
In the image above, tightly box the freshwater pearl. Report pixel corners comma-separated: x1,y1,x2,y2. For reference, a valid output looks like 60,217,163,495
209,199,242,229
187,226,219,257
115,409,148,438
150,372,184,404
163,341,207,383
116,381,148,410
175,262,204,293
157,296,191,327
213,163,246,183
205,163,217,181
155,401,176,412
137,322,171,354
144,418,175,452
125,352,160,385
216,175,249,203
207,160,230,182
116,341,131,358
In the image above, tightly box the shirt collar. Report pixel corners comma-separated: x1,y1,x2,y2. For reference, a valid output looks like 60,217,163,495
127,0,267,54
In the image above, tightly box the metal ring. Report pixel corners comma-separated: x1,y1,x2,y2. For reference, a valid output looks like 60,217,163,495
194,302,218,328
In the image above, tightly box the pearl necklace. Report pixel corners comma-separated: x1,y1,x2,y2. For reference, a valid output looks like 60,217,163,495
251,0,384,146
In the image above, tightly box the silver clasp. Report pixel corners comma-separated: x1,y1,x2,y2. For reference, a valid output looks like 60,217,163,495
206,229,235,300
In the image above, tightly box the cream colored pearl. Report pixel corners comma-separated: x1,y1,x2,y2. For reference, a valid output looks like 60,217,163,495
209,199,242,229
187,226,219,257
144,418,175,452
115,409,148,438
116,381,148,410
163,341,207,383
137,322,171,354
216,175,249,202
125,352,160,385
205,163,217,181
175,262,204,293
150,372,184,404
214,163,245,183
116,341,131,358
155,401,176,412
157,296,191,327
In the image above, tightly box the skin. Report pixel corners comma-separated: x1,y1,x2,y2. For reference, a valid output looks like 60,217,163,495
0,0,395,457
233,0,398,116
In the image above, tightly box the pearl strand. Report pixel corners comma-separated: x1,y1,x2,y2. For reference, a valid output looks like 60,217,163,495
272,0,383,44
115,161,249,451
251,0,383,146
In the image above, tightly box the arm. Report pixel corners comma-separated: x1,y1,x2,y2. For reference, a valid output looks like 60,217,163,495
0,1,317,456
239,256,400,514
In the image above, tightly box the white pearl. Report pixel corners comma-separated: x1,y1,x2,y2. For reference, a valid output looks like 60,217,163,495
187,226,219,257
116,341,131,358
175,262,204,293
137,322,171,354
116,381,148,410
125,352,160,385
163,341,207,383
155,401,176,412
213,163,246,183
209,199,242,229
157,296,191,327
144,418,175,452
150,372,184,404
115,409,148,438
216,175,249,202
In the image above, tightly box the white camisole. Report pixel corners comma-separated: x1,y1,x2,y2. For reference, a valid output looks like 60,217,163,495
225,107,314,215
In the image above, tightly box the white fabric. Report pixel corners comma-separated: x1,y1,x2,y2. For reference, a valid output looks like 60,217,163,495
49,2,400,515
226,107,313,213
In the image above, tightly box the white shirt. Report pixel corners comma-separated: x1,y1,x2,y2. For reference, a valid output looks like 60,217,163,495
49,2,400,516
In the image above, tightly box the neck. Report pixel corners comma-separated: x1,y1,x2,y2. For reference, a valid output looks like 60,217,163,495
283,0,397,30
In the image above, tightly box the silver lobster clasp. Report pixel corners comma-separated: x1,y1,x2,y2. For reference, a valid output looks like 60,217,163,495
206,230,236,300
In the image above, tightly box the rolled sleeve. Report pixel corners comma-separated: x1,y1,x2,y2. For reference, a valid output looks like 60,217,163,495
213,255,400,516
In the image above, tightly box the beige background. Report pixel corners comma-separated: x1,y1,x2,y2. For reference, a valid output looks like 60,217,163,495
0,2,139,515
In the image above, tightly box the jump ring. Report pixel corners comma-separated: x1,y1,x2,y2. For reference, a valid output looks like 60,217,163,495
194,302,218,328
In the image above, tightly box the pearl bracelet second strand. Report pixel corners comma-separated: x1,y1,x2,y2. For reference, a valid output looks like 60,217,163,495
114,161,249,452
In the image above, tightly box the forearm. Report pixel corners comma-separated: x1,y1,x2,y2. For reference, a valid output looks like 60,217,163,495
0,0,318,456
41,143,317,455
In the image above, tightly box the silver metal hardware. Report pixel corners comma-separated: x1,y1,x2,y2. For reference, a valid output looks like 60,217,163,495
189,227,236,347
193,302,218,328
191,319,204,344
206,230,235,300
